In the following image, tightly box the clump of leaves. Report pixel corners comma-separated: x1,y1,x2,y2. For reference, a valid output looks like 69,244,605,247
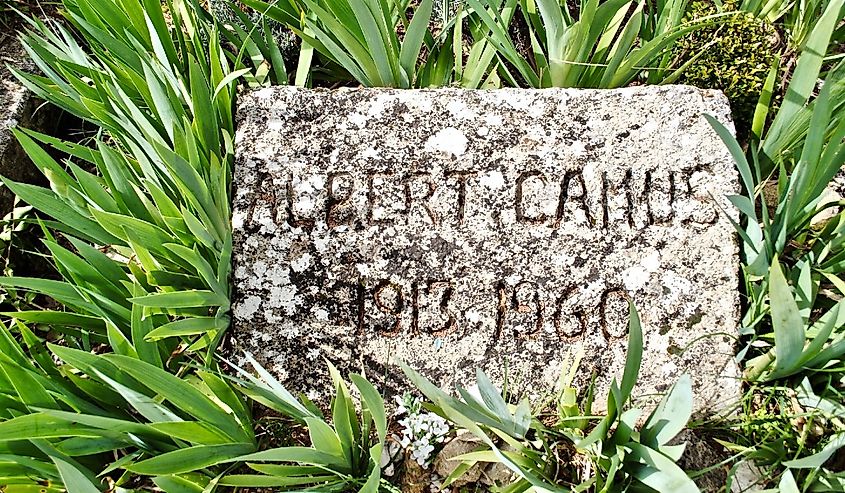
4,0,251,365
674,1,781,137
0,0,264,489
740,0,845,49
707,44,845,383
710,0,845,486
228,0,473,88
402,304,699,492
0,321,256,491
291,0,436,88
221,355,391,491
464,0,714,88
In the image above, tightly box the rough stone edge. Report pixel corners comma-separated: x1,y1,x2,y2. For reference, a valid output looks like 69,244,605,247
0,36,56,216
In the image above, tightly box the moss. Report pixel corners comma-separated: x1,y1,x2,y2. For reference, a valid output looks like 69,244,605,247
673,1,781,138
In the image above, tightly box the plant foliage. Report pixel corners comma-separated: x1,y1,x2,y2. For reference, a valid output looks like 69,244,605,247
0,321,255,490
402,304,699,491
222,356,390,491
2,0,845,489
6,0,245,363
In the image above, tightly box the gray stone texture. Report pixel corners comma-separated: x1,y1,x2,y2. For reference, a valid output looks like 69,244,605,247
0,37,52,216
232,85,741,414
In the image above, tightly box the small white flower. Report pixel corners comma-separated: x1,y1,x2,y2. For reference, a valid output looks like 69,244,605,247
395,403,453,468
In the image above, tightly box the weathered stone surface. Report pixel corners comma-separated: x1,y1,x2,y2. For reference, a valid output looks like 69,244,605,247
232,85,741,413
0,37,52,216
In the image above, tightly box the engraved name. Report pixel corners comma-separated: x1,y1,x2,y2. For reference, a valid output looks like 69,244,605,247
245,165,718,231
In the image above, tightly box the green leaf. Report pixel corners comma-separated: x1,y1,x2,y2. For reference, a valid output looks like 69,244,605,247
704,114,755,200
38,409,167,438
246,464,325,476
399,0,434,81
360,446,382,493
304,417,345,463
51,456,103,493
474,369,519,435
0,311,106,331
619,301,643,404
144,316,229,340
0,178,118,244
0,414,101,441
330,382,356,470
130,284,164,367
55,436,128,456
128,443,255,475
783,433,845,468
0,360,56,410
350,373,386,444
642,374,692,447
768,257,806,378
626,443,698,492
764,0,844,153
228,353,316,422
219,474,340,488
92,367,182,423
106,323,138,358
130,290,229,309
152,474,209,493
778,470,800,493
102,354,247,441
146,422,235,445
233,446,350,469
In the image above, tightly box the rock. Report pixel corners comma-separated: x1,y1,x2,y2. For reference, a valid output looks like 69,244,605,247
731,460,766,492
432,432,518,488
231,85,742,415
432,433,485,487
0,35,54,216
673,429,733,492
400,453,430,493
811,167,845,227
479,463,515,487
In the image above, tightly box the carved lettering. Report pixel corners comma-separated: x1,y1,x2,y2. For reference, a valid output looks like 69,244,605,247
246,172,284,229
270,166,719,232
516,171,550,224
426,280,456,336
678,167,718,226
356,283,365,336
446,170,477,224
495,282,507,341
556,170,593,228
603,170,653,229
367,171,394,226
600,288,629,341
512,281,543,339
404,172,438,225
286,176,316,229
373,280,404,336
326,172,355,227
649,171,675,225
345,277,631,343
554,287,587,338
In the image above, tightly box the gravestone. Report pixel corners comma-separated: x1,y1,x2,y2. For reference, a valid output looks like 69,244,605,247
232,86,741,413
0,38,55,216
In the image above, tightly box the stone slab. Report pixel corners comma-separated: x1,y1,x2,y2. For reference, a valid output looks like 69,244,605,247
1,36,53,216
232,86,741,413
